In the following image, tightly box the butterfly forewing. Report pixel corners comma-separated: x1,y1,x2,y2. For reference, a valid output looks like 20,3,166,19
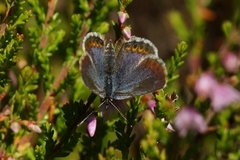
80,33,106,98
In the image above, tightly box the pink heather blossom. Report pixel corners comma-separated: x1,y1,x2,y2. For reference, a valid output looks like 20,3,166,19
210,83,240,112
28,123,42,133
21,120,42,133
194,73,217,100
122,26,131,39
142,94,156,113
118,11,129,24
10,122,20,133
195,72,240,112
148,99,156,113
222,52,239,73
174,107,207,137
87,115,97,137
166,123,175,132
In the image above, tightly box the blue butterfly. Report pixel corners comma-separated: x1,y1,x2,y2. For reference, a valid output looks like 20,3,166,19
80,32,167,119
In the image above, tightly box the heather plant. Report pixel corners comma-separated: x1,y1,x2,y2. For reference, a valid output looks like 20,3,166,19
0,0,240,160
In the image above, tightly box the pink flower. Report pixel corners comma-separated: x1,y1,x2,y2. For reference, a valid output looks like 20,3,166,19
148,99,156,113
118,11,129,24
195,73,217,100
87,115,97,137
174,107,207,137
222,52,239,73
195,72,240,112
10,121,20,133
21,120,42,133
166,123,175,132
142,94,156,113
121,25,131,39
210,83,240,112
28,123,42,133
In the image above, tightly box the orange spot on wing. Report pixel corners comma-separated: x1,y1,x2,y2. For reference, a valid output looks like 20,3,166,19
85,38,103,50
137,45,144,53
131,44,138,52
125,44,131,51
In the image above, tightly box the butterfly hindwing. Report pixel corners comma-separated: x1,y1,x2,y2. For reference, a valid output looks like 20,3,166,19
112,37,167,99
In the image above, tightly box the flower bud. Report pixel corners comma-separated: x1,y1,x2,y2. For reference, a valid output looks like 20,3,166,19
118,11,129,24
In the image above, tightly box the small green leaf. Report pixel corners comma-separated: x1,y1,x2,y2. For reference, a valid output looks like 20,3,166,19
168,11,189,41
12,10,32,28
222,21,233,37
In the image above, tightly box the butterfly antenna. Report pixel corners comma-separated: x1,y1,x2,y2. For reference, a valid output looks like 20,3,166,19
108,100,129,124
78,108,95,126
78,100,133,128
78,100,106,126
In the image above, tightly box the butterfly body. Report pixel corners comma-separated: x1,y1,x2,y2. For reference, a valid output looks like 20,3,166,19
103,41,117,98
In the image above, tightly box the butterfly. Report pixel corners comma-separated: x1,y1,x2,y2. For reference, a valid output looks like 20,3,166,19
80,32,167,119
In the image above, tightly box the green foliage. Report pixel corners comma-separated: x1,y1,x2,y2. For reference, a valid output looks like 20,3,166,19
0,0,31,86
168,11,189,41
111,98,140,159
0,32,23,86
118,0,133,10
1,0,240,159
167,41,188,84
141,116,168,159
35,101,87,160
28,0,45,24
222,21,233,38
11,66,39,118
